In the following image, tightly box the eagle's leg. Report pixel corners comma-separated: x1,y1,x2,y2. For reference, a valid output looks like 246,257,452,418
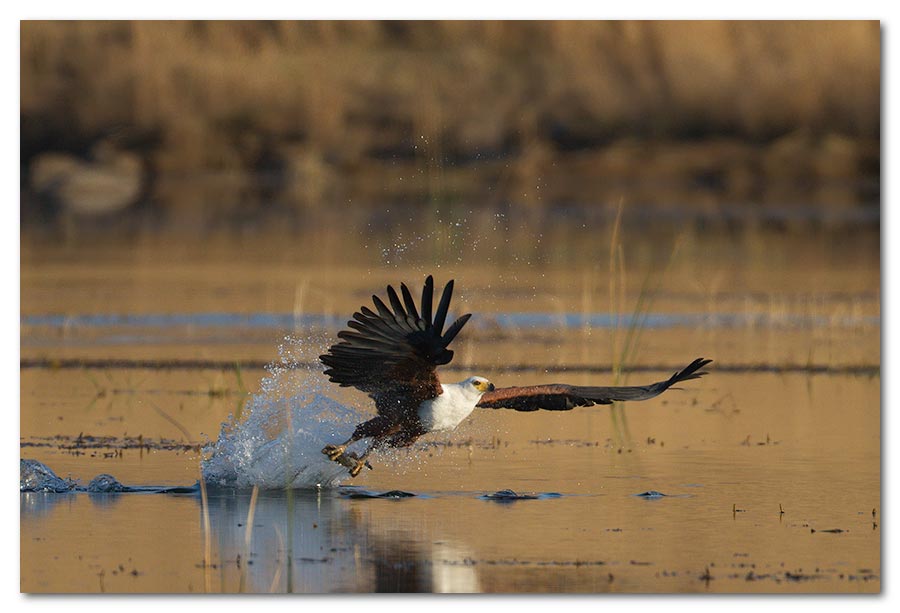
346,427,425,477
347,433,395,477
322,416,397,467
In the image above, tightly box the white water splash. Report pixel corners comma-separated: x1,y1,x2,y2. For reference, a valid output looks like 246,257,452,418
201,336,370,490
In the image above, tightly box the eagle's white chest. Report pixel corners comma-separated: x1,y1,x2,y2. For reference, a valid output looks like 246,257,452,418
417,384,479,432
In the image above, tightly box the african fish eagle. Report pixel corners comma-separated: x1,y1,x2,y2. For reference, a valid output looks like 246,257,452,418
320,275,711,476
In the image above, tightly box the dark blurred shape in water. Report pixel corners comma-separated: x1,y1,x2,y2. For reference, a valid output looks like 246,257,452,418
86,473,127,493
479,489,562,502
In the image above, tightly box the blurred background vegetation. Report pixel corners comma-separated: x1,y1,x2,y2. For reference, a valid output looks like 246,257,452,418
20,20,880,235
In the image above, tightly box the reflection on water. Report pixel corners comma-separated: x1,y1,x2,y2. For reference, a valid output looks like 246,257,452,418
202,488,480,593
21,491,76,518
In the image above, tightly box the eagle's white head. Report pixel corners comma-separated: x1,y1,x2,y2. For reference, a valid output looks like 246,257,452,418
461,376,495,397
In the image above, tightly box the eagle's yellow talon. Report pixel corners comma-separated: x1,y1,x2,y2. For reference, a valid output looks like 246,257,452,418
322,444,347,462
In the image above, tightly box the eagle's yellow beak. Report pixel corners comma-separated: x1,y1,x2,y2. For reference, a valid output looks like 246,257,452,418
473,379,494,392
477,380,495,392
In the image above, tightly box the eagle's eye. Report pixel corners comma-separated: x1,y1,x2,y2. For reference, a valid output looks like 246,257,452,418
472,379,492,392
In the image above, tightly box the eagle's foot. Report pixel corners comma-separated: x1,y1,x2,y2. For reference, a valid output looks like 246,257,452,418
322,444,347,462
322,446,373,476
348,456,373,478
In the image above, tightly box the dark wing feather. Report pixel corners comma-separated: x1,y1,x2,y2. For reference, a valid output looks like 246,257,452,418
432,279,454,335
400,283,421,321
476,358,712,412
320,275,473,420
420,276,433,325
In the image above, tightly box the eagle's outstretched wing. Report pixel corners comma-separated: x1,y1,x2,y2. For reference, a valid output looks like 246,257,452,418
476,358,712,412
320,275,472,420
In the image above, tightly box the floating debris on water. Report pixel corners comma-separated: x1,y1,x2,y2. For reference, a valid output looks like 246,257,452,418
634,490,667,499
479,489,562,502
811,528,847,534
482,489,537,501
86,474,127,493
529,437,603,447
21,434,201,453
340,488,417,499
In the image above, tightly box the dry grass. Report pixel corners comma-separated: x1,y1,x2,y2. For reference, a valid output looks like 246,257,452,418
22,21,880,157
20,21,880,226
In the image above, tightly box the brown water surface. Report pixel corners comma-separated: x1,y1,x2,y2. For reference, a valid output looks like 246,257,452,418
19,226,880,593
